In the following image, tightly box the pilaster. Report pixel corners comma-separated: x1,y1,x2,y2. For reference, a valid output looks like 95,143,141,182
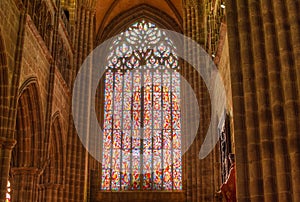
10,167,39,202
0,137,16,201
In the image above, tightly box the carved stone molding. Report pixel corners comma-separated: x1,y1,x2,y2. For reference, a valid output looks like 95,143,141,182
10,167,39,176
38,183,62,190
0,137,16,150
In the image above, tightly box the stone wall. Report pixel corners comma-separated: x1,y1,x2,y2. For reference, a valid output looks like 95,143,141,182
0,0,86,201
0,0,20,84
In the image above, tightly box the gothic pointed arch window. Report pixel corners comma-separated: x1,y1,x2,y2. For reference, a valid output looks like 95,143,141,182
101,20,182,191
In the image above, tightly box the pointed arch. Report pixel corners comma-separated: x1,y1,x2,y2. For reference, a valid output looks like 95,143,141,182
100,20,182,191
96,4,182,44
12,78,44,168
49,112,64,184
37,112,64,202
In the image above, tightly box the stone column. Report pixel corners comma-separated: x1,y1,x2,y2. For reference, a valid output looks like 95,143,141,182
10,167,39,202
0,137,16,201
271,1,300,201
260,0,291,201
226,0,300,201
183,0,218,201
68,4,95,201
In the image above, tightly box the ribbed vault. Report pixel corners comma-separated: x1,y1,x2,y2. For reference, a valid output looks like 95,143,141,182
96,4,182,43
95,0,182,41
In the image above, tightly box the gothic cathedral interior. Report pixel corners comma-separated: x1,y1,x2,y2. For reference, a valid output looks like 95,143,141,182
0,0,299,201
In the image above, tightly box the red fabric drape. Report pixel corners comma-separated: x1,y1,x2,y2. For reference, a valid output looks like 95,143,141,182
221,164,236,202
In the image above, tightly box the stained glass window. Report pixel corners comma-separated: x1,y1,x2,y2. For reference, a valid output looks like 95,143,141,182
101,20,182,191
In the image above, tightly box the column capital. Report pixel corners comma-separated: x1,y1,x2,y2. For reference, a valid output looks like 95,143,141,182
0,137,16,150
10,167,39,176
80,4,96,14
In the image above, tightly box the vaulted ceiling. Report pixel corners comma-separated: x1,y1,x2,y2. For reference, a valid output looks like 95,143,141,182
95,0,183,36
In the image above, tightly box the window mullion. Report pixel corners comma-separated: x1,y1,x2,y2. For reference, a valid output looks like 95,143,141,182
140,71,144,190
129,71,134,189
151,71,154,190
120,70,125,190
170,71,174,190
160,68,164,190
110,71,116,191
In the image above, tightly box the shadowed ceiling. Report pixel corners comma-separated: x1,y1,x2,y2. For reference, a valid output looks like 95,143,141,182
95,0,183,35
